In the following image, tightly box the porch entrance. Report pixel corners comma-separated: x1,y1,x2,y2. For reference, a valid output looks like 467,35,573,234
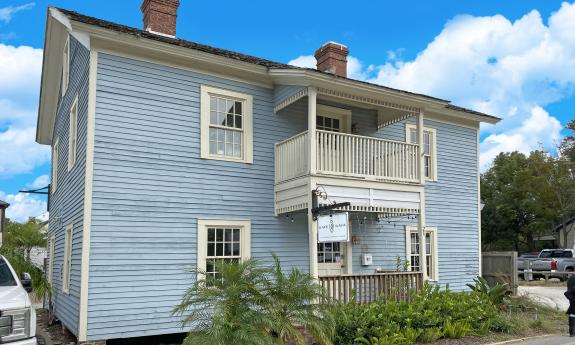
317,241,347,276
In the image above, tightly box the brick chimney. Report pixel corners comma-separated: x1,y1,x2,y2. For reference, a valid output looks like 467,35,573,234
141,0,180,37
314,42,349,77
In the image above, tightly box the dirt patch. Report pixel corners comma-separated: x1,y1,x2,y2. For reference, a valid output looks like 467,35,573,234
36,309,77,345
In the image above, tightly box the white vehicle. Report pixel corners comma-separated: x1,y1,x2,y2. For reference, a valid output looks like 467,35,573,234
0,255,36,344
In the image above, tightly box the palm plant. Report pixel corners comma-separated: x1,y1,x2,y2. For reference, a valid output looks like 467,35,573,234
173,255,335,345
264,255,335,345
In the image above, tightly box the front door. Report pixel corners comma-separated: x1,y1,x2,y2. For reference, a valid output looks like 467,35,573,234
318,242,346,276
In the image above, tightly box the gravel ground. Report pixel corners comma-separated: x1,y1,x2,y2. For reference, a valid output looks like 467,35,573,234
518,286,570,311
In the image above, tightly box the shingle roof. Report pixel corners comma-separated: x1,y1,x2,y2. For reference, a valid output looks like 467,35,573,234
56,7,500,122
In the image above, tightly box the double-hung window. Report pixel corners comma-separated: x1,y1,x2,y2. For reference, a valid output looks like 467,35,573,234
405,226,438,281
48,235,55,284
63,224,73,293
68,95,78,170
51,138,59,193
197,219,251,282
406,124,437,181
200,86,253,163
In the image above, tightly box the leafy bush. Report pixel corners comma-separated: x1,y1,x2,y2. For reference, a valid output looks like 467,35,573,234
466,277,509,306
332,284,499,345
0,246,51,300
418,327,443,343
442,320,470,339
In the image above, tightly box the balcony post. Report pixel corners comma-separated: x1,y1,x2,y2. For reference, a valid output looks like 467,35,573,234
308,182,319,279
416,109,427,281
417,110,425,185
308,87,317,175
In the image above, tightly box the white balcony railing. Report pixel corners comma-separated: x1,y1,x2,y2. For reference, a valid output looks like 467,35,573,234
275,130,420,184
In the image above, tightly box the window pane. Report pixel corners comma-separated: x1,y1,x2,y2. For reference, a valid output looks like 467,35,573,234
206,260,215,273
216,228,224,241
410,129,417,143
225,228,232,241
226,114,234,128
216,243,223,256
218,111,226,126
235,115,242,129
218,98,226,112
207,243,215,256
210,97,217,112
233,229,240,241
210,110,217,125
333,119,340,130
224,243,232,256
233,243,240,256
208,228,215,241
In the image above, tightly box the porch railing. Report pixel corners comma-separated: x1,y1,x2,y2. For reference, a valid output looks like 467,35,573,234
316,130,420,183
275,131,309,183
274,130,420,184
319,271,424,304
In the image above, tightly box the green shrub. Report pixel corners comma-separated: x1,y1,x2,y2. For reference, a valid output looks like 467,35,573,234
443,320,470,339
466,277,509,306
417,327,443,343
332,283,499,344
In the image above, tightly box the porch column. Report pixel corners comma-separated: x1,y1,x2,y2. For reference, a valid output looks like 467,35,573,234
416,110,428,281
308,87,317,175
307,88,319,279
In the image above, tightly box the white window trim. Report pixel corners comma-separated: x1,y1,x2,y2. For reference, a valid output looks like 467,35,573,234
200,85,253,163
405,225,439,281
63,224,73,294
51,138,59,194
405,124,438,181
62,37,70,97
68,95,78,171
48,234,55,285
317,104,352,133
196,219,251,282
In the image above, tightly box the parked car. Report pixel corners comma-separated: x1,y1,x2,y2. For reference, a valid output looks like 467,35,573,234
0,255,36,344
518,249,575,281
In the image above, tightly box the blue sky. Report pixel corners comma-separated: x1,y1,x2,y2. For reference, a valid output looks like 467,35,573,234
0,0,574,221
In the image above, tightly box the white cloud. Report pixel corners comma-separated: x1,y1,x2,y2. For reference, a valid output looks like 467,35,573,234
288,3,575,170
0,191,47,223
0,127,50,177
27,174,49,189
288,55,316,69
0,2,34,24
0,43,47,178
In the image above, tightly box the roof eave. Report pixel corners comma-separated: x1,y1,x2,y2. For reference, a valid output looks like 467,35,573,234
36,8,69,145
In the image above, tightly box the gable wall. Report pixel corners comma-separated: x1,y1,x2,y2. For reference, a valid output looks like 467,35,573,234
47,35,90,336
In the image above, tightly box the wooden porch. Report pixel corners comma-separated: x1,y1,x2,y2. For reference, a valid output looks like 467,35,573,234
319,271,424,304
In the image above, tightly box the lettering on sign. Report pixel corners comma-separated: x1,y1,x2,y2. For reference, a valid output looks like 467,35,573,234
317,212,349,243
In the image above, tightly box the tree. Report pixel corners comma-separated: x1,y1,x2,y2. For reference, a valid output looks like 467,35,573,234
559,119,575,162
173,257,334,345
4,217,47,260
481,152,552,251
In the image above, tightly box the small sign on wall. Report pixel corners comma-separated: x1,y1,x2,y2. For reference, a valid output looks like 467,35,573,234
317,212,349,243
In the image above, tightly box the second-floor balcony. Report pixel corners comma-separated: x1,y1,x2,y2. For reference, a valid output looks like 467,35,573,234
275,129,420,184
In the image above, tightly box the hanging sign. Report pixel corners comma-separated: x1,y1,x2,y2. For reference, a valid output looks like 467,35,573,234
317,212,349,243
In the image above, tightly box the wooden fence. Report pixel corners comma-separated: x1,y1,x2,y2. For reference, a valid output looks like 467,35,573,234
318,271,424,304
482,251,518,295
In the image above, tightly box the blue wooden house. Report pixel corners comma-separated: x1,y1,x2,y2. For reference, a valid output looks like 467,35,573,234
36,1,500,343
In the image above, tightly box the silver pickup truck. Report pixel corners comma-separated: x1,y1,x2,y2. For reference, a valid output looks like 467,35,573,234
518,249,575,281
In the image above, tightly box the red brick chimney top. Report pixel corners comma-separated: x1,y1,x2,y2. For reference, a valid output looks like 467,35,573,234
314,41,349,78
141,0,180,37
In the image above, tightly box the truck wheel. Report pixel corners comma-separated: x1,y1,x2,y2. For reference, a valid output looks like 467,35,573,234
562,268,573,282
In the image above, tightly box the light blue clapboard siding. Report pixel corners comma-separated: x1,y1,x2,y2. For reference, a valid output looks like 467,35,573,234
345,108,480,290
86,53,310,340
273,85,306,108
47,35,89,336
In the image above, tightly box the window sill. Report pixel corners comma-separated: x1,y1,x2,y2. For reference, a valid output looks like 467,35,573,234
201,154,252,164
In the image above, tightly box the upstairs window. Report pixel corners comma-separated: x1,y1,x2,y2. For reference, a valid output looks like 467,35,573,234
62,38,70,96
406,124,437,181
68,95,78,170
200,86,253,163
51,138,59,193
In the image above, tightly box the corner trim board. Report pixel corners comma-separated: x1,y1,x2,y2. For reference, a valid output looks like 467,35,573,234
78,49,98,342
